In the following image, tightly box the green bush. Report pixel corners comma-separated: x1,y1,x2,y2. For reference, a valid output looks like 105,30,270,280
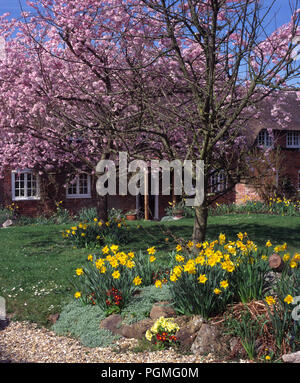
76,207,98,222
0,207,15,223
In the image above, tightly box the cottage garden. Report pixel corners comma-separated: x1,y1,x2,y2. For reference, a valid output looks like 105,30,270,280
1,199,300,363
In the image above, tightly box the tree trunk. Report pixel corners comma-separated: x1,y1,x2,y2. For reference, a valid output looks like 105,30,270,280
192,205,208,243
96,194,108,222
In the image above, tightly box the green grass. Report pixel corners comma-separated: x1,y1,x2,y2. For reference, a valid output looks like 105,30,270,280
0,214,299,328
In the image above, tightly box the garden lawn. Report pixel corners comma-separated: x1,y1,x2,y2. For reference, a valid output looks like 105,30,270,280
0,214,299,328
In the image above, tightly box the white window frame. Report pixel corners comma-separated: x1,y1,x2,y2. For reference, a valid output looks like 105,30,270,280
11,170,40,201
257,129,273,148
210,171,227,193
66,174,91,199
286,131,300,148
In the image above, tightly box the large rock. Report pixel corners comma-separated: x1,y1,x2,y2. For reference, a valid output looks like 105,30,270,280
176,316,204,348
282,351,300,363
121,318,154,339
149,301,176,320
191,323,229,356
100,314,123,336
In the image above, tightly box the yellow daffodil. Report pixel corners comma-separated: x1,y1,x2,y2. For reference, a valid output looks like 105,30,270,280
284,295,294,305
133,276,142,285
175,254,185,263
76,268,84,276
102,245,110,254
198,274,208,284
147,246,156,255
155,280,162,288
176,244,182,252
266,240,272,248
265,296,276,306
74,291,81,299
220,280,229,289
112,270,120,279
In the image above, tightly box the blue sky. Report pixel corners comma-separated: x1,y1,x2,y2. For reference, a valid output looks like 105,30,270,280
0,0,297,30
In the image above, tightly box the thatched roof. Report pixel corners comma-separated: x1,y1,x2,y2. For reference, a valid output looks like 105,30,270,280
244,91,300,144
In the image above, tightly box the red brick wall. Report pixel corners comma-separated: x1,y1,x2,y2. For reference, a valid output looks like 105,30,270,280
235,183,262,204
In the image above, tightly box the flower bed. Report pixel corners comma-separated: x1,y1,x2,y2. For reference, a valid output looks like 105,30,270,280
56,231,300,361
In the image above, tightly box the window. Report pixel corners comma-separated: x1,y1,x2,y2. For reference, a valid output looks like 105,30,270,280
11,170,40,201
66,174,91,198
210,171,226,193
286,131,300,148
257,129,273,147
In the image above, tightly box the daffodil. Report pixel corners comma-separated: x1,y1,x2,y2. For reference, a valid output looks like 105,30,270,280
74,291,81,299
265,296,276,306
133,276,142,285
76,268,84,276
284,295,294,305
147,246,156,255
112,270,120,279
198,274,208,284
220,280,229,289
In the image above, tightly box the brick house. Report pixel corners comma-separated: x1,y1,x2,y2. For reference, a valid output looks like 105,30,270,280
1,93,299,219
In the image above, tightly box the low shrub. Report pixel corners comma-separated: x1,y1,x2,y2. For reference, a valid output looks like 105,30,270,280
52,300,120,348
76,207,98,222
209,196,300,217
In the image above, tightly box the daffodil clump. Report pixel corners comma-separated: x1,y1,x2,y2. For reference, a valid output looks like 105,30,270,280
263,249,300,353
73,245,158,312
62,217,128,248
268,196,300,216
145,317,180,349
167,232,281,318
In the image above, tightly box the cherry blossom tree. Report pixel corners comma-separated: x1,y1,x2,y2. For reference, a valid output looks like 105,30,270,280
0,0,299,240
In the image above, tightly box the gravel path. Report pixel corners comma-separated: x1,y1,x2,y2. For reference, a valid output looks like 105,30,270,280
0,321,225,363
